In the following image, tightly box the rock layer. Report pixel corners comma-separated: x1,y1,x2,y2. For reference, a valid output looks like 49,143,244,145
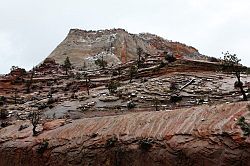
47,28,203,69
0,102,250,165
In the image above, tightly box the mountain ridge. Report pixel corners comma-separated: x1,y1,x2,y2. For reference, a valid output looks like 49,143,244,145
47,28,205,69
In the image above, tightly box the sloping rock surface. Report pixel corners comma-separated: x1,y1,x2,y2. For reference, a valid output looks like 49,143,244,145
0,102,250,166
47,28,203,68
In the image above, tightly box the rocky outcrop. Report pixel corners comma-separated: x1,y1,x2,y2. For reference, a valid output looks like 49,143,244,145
0,102,250,165
47,28,203,69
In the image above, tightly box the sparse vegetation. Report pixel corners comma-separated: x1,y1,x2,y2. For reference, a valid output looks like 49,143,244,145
75,72,82,80
164,52,176,63
246,68,250,75
129,65,138,83
153,97,160,111
106,80,119,94
47,97,55,105
237,116,250,136
95,56,107,69
10,66,19,72
10,66,26,84
127,100,136,109
63,56,72,75
137,47,143,68
0,96,6,106
18,124,29,131
139,138,153,151
84,73,90,95
170,94,182,103
36,139,49,154
112,67,122,77
1,121,10,128
222,52,247,101
13,88,18,104
29,111,40,136
159,60,167,68
0,108,8,119
234,81,243,88
105,135,118,148
1,29,250,164
25,68,35,93
208,56,219,62
169,82,178,91
10,66,26,75
112,69,119,76
47,89,55,107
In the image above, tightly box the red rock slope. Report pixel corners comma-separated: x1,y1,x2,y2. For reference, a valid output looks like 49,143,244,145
0,102,250,165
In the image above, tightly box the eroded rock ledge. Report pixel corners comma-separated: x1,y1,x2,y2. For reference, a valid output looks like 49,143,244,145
0,102,250,166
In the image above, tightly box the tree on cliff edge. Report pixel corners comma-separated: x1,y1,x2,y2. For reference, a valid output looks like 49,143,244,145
25,67,34,93
222,52,247,101
63,57,72,75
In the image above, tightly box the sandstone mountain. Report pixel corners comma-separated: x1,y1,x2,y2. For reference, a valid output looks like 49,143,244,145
47,28,204,69
2,27,250,166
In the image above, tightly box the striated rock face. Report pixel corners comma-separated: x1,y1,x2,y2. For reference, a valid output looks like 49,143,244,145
0,102,250,166
47,28,203,69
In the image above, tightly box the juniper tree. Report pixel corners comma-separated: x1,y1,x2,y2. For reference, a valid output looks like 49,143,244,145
13,88,18,104
107,80,119,94
84,73,90,95
26,68,35,93
0,108,8,119
222,52,247,101
63,57,72,75
137,47,143,68
95,55,107,69
164,52,176,63
129,65,138,83
153,97,160,111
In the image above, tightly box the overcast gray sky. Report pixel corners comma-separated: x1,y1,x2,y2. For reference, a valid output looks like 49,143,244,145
0,0,250,74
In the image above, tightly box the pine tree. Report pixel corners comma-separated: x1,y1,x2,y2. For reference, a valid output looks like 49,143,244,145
63,57,72,75
137,47,143,68
129,65,138,83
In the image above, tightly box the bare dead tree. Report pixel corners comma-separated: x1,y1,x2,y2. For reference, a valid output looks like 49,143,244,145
30,110,40,136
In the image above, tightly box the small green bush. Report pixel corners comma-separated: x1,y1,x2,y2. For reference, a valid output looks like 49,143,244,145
237,116,250,136
139,139,153,151
105,136,118,148
159,61,167,68
127,101,136,109
165,54,176,63
106,80,119,94
208,57,219,62
0,109,8,119
37,140,49,154
0,96,6,106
